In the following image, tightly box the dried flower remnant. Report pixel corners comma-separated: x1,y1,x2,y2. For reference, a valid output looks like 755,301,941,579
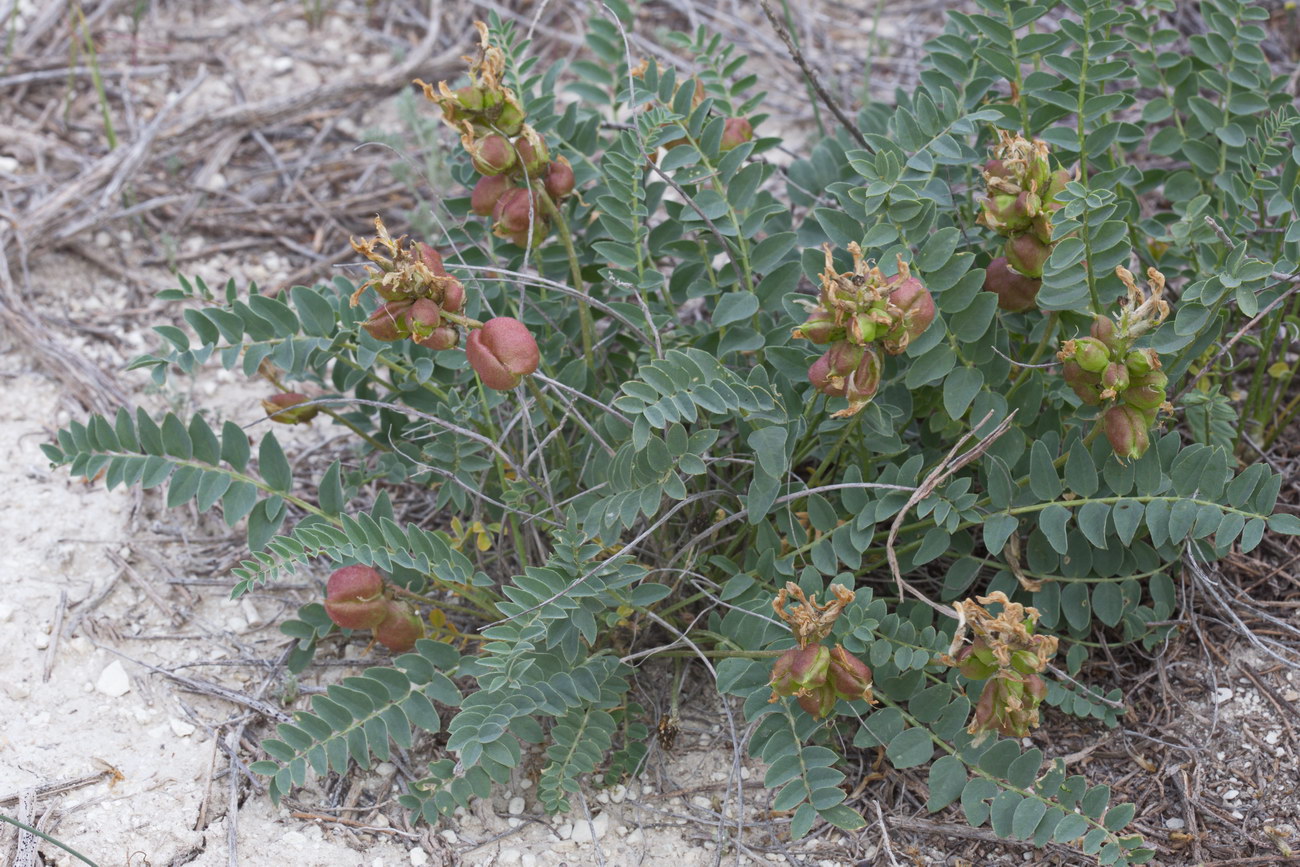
944,591,1058,738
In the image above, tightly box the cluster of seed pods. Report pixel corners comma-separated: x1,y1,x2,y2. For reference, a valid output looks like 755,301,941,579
1058,266,1173,460
945,592,1059,739
792,244,935,418
418,22,576,247
978,133,1072,312
323,565,425,653
349,217,540,392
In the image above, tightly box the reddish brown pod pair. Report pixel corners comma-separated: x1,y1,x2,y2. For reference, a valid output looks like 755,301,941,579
323,565,425,653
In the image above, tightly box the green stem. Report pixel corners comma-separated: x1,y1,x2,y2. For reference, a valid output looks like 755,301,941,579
540,189,596,365
0,813,101,867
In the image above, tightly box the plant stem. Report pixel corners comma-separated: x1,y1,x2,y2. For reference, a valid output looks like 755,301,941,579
540,189,596,366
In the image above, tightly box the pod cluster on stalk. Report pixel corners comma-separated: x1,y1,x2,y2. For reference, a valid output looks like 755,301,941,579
943,592,1058,739
349,217,540,391
792,244,936,418
633,61,755,160
417,22,576,247
323,565,426,653
767,583,874,718
978,133,1072,312
1057,266,1172,461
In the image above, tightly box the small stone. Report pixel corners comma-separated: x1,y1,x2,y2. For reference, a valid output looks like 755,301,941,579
95,661,131,697
691,795,711,810
1214,687,1234,704
1232,810,1244,820
740,767,751,780
518,779,532,790
1283,688,1300,702
508,797,525,815
376,762,397,777
1265,731,1280,745
595,790,609,804
616,825,627,836
507,817,521,829
372,814,389,827
556,822,572,840
272,57,294,74
570,812,608,843
408,848,429,866
0,156,19,173
710,771,727,782
1165,818,1185,830
499,850,521,866
1224,789,1240,800
609,784,626,804
169,718,196,737
521,854,537,867
34,633,49,650
439,829,457,844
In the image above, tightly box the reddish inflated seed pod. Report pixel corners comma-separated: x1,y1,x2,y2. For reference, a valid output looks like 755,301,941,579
466,317,540,390
1102,361,1131,395
824,341,865,377
881,274,936,355
983,158,1010,178
440,279,466,314
415,325,459,351
362,300,414,342
417,243,447,276
470,134,517,176
1125,348,1160,376
492,188,534,234
796,685,838,719
1004,233,1051,279
1062,360,1105,406
1090,315,1119,351
827,646,873,702
408,298,442,332
471,174,513,216
261,392,319,425
373,598,425,653
1104,404,1151,461
795,308,843,345
769,645,831,696
808,352,845,398
843,346,883,404
543,158,575,200
323,565,387,630
719,117,754,151
983,256,1041,312
513,134,549,177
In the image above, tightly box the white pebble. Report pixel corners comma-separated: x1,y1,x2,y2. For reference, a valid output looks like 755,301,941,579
272,57,294,74
1265,731,1281,745
1214,687,1234,704
520,854,537,867
95,661,131,697
1232,810,1245,820
691,795,711,809
408,849,429,867
376,762,397,777
518,779,532,790
34,633,49,650
439,829,457,843
1224,789,1240,800
570,812,608,843
506,817,521,828
498,849,521,866
508,796,525,815
609,784,626,804
0,156,19,173
556,822,572,840
595,790,609,804
1165,818,1185,830
169,718,196,737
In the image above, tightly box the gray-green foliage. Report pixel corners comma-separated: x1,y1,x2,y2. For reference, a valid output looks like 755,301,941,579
43,2,1300,864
